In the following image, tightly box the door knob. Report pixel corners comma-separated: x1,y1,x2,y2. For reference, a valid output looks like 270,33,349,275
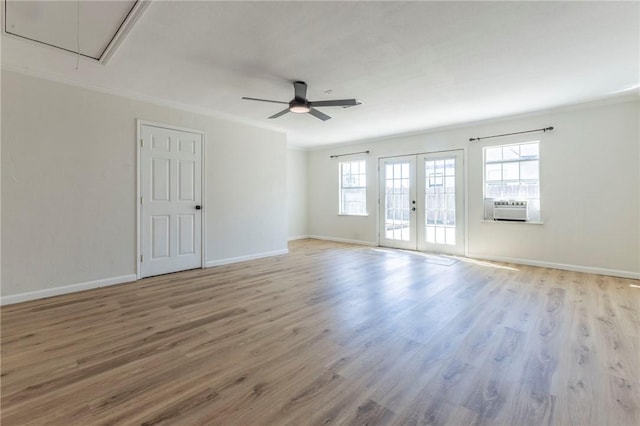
412,207,416,211
195,205,202,210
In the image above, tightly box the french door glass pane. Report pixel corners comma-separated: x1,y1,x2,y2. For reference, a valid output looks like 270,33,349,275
385,162,411,241
425,157,456,245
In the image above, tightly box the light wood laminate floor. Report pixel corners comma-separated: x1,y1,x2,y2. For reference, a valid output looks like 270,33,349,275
1,239,639,425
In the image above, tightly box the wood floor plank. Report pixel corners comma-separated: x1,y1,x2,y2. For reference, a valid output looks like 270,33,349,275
1,239,638,425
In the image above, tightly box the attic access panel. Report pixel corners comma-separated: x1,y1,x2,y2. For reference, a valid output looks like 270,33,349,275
4,0,138,61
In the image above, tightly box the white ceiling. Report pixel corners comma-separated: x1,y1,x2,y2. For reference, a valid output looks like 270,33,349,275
2,1,638,147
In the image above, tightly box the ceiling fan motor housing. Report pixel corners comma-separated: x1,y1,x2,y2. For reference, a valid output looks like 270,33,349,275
289,99,311,113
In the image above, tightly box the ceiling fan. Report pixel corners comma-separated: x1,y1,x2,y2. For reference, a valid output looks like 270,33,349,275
242,81,359,121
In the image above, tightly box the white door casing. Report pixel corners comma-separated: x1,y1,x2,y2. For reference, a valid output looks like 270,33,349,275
379,150,465,255
139,123,203,278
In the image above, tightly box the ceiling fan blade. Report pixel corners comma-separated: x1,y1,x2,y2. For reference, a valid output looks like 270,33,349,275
268,108,290,119
309,99,358,108
242,97,288,104
294,81,307,100
308,108,331,121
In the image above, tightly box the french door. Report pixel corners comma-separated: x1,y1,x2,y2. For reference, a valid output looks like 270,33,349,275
379,150,465,255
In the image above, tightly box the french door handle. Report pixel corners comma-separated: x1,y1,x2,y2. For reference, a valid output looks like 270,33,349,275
411,207,416,211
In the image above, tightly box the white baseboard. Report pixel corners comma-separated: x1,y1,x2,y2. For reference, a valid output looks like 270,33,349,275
205,249,289,268
466,253,640,280
0,274,137,306
288,234,310,241
308,235,377,247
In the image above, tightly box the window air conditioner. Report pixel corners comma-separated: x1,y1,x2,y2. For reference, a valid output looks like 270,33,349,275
493,200,528,221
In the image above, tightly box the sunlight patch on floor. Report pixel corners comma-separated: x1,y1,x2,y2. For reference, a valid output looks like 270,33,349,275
369,248,458,266
448,256,520,271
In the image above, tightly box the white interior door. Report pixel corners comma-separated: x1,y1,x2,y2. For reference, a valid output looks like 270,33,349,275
140,124,202,278
379,156,417,250
379,150,465,255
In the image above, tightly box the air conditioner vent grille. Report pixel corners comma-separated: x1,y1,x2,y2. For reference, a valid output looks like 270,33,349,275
493,200,528,221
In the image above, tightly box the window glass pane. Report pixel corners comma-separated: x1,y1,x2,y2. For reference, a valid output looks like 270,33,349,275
502,162,519,180
486,147,502,162
343,189,366,214
504,182,519,197
486,183,504,198
520,143,539,159
486,163,502,181
520,182,539,198
503,145,520,160
520,160,539,180
342,172,350,187
344,188,364,202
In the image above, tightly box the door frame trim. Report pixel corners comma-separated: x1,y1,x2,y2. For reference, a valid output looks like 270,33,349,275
136,119,207,279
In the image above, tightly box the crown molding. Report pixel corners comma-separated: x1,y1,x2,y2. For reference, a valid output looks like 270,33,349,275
307,91,639,152
1,64,286,136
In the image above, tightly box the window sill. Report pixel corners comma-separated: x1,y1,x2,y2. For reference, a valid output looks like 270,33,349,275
481,220,544,225
338,214,369,217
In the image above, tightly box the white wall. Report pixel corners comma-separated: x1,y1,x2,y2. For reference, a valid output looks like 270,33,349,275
308,98,640,277
1,71,288,300
287,148,308,239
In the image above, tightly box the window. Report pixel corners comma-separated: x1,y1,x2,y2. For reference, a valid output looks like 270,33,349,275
339,160,367,215
484,141,540,221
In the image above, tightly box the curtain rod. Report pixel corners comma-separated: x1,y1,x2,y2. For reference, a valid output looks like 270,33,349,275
469,127,553,142
330,150,370,159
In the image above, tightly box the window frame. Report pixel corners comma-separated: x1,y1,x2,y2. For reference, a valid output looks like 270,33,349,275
338,159,368,216
482,141,541,222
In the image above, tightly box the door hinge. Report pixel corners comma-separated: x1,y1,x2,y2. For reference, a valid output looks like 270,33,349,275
140,254,143,262
140,138,144,147
140,196,143,205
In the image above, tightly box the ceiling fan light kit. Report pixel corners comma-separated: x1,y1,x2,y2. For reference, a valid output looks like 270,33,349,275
242,81,359,121
289,101,311,114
